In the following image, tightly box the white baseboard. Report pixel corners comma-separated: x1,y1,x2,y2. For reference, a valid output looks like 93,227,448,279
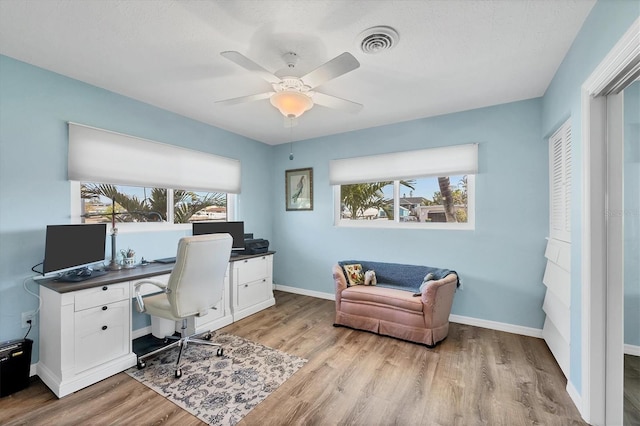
30,363,37,377
449,314,544,339
274,284,334,301
625,344,640,356
132,326,152,340
274,284,544,338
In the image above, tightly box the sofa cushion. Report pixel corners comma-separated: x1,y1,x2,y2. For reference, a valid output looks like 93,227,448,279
339,260,458,293
341,286,423,313
343,263,365,286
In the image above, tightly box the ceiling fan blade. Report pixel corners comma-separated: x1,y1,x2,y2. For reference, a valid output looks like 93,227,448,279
312,92,363,113
215,92,274,106
301,52,360,89
220,51,281,84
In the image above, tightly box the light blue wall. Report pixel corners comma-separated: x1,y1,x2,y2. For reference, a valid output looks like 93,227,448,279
271,98,550,329
0,55,273,361
2,1,638,384
624,81,640,347
541,0,640,394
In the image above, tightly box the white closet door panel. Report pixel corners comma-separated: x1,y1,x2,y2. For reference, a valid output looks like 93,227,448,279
543,317,570,378
543,261,571,307
542,290,570,342
544,238,571,271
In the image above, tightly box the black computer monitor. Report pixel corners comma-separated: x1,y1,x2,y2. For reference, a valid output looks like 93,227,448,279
42,223,107,277
192,221,245,251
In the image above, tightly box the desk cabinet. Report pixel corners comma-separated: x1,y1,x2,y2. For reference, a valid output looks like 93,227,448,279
36,253,274,398
231,254,275,321
37,283,136,398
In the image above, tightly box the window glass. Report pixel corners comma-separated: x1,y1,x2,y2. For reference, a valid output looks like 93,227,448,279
388,175,468,224
175,190,227,223
81,183,227,224
340,181,394,220
338,175,471,227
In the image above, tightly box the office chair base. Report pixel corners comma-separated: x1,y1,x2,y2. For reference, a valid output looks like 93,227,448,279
135,332,224,374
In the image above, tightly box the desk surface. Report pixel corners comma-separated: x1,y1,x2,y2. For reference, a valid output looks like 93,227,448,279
37,251,275,294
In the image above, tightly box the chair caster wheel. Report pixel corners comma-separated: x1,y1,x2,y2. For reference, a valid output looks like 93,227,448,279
216,347,224,357
137,360,146,369
175,369,182,378
203,333,212,341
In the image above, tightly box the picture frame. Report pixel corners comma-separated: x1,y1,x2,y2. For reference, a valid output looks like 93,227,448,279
285,168,313,211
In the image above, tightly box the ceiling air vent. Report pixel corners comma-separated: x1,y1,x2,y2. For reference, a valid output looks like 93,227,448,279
358,26,399,54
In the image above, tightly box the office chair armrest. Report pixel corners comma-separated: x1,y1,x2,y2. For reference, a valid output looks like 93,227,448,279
134,280,170,313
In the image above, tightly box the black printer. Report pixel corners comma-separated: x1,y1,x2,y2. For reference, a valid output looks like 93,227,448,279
244,238,269,254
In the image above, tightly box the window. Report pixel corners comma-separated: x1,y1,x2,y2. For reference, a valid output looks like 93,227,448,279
80,183,228,224
67,123,241,229
330,144,477,229
338,175,474,228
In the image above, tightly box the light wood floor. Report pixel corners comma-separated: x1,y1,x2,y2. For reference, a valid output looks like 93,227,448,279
0,291,628,425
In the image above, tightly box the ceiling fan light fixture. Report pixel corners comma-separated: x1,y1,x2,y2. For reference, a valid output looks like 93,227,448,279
270,90,313,118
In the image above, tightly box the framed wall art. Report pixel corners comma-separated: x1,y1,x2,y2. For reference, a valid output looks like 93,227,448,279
285,168,313,211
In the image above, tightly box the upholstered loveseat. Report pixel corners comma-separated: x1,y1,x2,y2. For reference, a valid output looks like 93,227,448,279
333,260,459,347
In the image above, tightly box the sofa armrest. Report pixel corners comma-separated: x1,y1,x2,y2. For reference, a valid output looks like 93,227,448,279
421,273,458,329
333,264,348,309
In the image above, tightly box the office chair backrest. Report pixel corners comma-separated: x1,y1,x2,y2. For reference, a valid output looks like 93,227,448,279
167,233,232,319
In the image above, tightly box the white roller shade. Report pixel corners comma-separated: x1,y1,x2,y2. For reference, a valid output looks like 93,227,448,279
329,143,478,185
68,123,241,193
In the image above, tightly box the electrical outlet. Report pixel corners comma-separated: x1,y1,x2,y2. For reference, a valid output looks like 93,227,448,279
21,311,36,328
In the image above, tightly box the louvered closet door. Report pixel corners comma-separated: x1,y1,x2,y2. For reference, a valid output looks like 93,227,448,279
543,119,572,378
550,121,571,243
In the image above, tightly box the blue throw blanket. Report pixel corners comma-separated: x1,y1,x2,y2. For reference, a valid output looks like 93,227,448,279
338,260,459,293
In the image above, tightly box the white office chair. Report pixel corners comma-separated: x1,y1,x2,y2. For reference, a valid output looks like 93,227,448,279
134,233,232,378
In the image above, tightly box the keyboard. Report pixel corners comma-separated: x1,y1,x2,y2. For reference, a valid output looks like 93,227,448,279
154,257,176,264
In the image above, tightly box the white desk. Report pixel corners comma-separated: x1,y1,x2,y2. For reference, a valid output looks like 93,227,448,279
36,252,275,398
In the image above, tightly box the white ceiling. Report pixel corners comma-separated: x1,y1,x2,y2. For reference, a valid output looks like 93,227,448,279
0,0,595,145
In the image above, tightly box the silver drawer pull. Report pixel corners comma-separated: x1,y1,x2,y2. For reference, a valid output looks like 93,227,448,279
102,306,108,311
101,325,108,331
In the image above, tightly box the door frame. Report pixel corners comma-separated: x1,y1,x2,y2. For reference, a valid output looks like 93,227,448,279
580,16,639,424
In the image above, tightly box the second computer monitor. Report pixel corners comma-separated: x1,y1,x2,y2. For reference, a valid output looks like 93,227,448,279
192,221,245,251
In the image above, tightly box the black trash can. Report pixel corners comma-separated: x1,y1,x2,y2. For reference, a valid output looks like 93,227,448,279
0,338,33,397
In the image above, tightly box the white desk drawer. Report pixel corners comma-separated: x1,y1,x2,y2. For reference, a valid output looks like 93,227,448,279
237,278,268,310
235,256,268,285
74,282,129,311
74,299,129,373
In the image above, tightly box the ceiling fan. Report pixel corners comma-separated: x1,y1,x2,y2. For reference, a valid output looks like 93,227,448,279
216,50,363,125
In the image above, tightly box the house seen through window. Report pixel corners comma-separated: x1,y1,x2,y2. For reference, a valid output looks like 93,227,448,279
80,183,228,224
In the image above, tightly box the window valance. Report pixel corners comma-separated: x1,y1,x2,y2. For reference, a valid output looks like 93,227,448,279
329,143,478,185
68,123,241,193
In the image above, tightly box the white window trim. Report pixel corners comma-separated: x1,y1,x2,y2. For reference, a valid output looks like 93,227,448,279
333,174,476,230
70,181,237,232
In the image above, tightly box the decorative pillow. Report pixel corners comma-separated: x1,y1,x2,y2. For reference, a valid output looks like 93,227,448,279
343,264,365,286
364,270,377,286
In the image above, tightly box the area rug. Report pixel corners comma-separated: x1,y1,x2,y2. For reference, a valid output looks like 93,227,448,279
126,332,307,425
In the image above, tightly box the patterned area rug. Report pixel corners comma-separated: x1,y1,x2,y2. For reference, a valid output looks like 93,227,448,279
126,332,307,425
